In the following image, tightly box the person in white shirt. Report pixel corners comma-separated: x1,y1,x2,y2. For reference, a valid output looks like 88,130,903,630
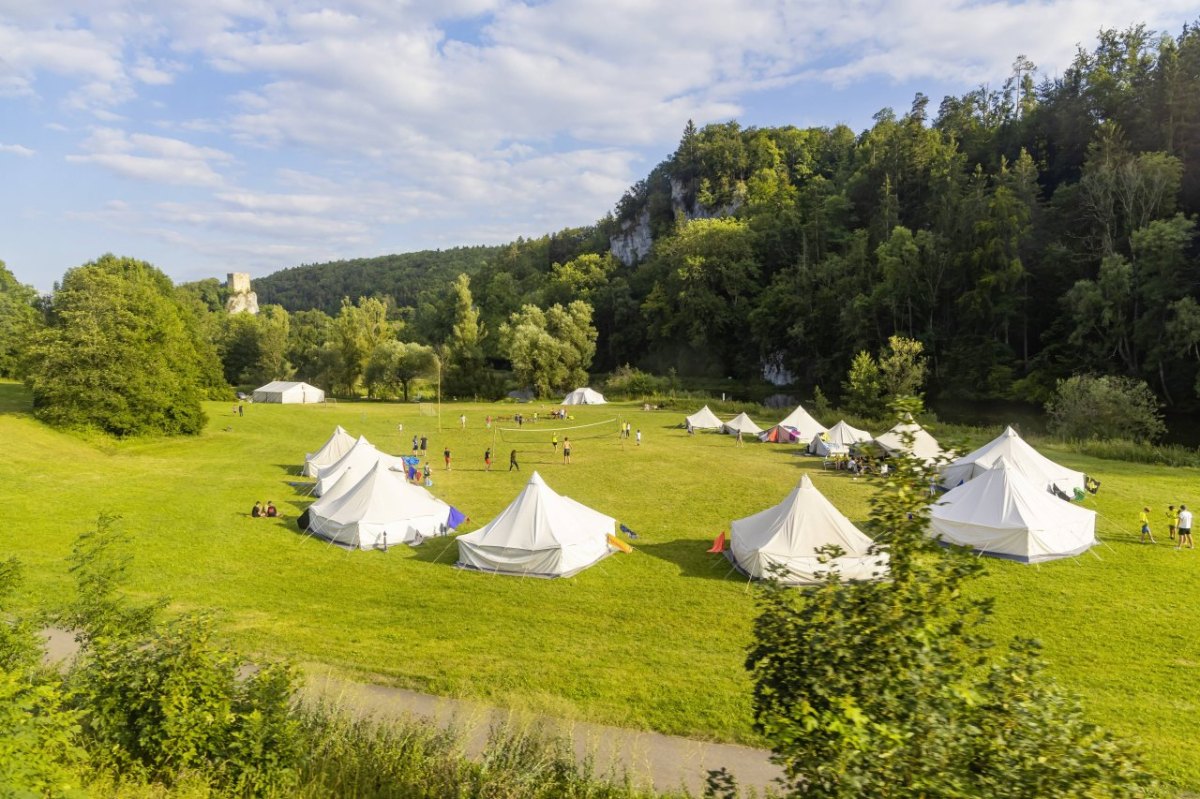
1178,505,1194,550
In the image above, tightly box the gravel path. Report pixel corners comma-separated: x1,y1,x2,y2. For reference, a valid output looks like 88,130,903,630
42,629,783,796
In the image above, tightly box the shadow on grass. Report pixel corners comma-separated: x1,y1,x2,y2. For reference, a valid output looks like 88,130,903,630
0,382,32,415
635,539,744,582
405,536,460,567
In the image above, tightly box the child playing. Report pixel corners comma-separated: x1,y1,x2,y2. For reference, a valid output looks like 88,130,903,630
1140,506,1156,543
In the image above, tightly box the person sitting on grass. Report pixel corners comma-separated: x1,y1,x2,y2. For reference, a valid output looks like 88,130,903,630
251,501,263,518
265,501,278,518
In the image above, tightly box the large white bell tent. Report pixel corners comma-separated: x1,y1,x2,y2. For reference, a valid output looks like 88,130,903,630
303,425,357,478
810,420,873,457
775,404,827,442
939,426,1086,496
562,387,607,405
313,436,407,497
306,461,452,549
873,419,944,465
729,474,888,584
685,405,724,430
455,472,615,578
928,460,1097,562
722,412,763,437
252,380,325,404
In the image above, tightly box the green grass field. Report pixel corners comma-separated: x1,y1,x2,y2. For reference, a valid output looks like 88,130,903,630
2,381,1198,791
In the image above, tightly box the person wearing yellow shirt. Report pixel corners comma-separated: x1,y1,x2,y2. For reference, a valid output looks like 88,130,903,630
1140,506,1156,544
1168,504,1178,541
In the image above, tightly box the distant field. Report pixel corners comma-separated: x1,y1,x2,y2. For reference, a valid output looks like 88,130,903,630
2,381,1197,791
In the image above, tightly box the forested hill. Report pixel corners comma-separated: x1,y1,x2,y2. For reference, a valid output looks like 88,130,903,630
254,246,504,316
250,24,1200,408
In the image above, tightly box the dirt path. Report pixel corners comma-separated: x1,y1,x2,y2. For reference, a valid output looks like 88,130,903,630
42,629,783,796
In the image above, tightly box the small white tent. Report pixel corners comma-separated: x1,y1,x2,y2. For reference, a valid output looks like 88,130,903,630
303,425,357,477
685,405,724,430
940,426,1085,496
562,387,607,405
776,404,827,442
455,472,615,577
730,475,888,584
810,420,873,457
252,380,325,404
722,412,763,437
873,419,943,464
928,461,1097,562
306,461,451,549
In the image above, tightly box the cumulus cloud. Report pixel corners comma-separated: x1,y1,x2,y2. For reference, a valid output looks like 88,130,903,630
0,143,36,157
67,127,233,186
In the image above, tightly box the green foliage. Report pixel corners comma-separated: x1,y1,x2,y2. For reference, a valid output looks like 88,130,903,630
877,335,928,400
444,274,489,396
1046,374,1166,442
500,301,597,397
365,340,436,401
0,259,41,380
746,399,1150,798
603,364,667,399
64,515,302,793
24,255,220,436
842,351,883,417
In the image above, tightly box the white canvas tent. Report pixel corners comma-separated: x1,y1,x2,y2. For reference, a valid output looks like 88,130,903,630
730,474,888,584
306,461,451,549
685,406,723,430
313,436,407,496
810,420,873,457
722,412,763,437
562,387,607,405
928,461,1097,562
252,380,325,404
456,472,615,577
939,426,1085,496
303,425,357,477
776,404,827,441
873,420,943,464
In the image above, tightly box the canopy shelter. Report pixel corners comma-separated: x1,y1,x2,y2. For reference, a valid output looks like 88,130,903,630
939,426,1086,496
928,461,1097,562
303,425,357,478
562,387,607,405
872,419,943,465
759,424,802,444
252,380,324,404
685,405,723,430
722,412,763,437
776,404,827,442
456,472,615,577
306,461,452,549
729,474,888,584
313,436,406,496
810,420,873,457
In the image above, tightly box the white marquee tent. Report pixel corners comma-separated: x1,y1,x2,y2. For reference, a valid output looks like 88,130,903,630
306,461,452,549
562,387,607,405
873,419,944,464
722,412,763,437
303,425,357,478
776,404,827,441
313,436,407,496
809,420,873,457
730,474,888,584
928,461,1097,562
455,472,615,577
685,405,724,430
252,380,325,404
939,426,1086,496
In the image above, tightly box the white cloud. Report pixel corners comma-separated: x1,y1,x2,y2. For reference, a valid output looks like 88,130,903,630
0,143,35,157
66,127,233,186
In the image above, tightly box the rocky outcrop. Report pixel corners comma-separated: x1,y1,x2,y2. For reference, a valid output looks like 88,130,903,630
608,178,743,267
225,272,259,315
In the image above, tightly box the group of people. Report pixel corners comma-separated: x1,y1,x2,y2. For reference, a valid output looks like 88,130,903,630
619,422,641,445
1139,504,1195,548
250,501,278,518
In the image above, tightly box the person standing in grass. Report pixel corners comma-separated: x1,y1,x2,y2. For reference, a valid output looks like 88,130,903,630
484,448,492,471
551,434,558,452
1140,506,1156,543
1178,505,1194,549
563,437,571,464
1168,505,1178,541
509,449,519,471
735,429,744,447
636,429,642,446
444,446,451,470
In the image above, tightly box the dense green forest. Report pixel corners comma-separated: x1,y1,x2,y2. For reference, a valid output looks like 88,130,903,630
3,23,1200,419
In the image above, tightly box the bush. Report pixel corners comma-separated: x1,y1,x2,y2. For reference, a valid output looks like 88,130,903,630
603,364,667,399
1046,374,1166,443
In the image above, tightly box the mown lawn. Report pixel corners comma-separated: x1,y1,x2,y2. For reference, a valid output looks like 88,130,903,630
2,381,1197,791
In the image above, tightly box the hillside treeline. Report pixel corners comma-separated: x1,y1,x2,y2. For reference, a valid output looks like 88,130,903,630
235,24,1200,408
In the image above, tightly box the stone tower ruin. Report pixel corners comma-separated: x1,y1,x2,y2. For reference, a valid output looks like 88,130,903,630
225,272,259,315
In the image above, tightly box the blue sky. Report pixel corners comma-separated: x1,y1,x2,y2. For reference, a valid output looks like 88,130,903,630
2,0,1198,292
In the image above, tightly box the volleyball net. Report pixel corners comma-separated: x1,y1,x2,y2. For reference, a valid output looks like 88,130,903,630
495,417,620,444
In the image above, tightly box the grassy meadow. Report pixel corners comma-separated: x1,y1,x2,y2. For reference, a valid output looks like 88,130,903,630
2,380,1198,791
